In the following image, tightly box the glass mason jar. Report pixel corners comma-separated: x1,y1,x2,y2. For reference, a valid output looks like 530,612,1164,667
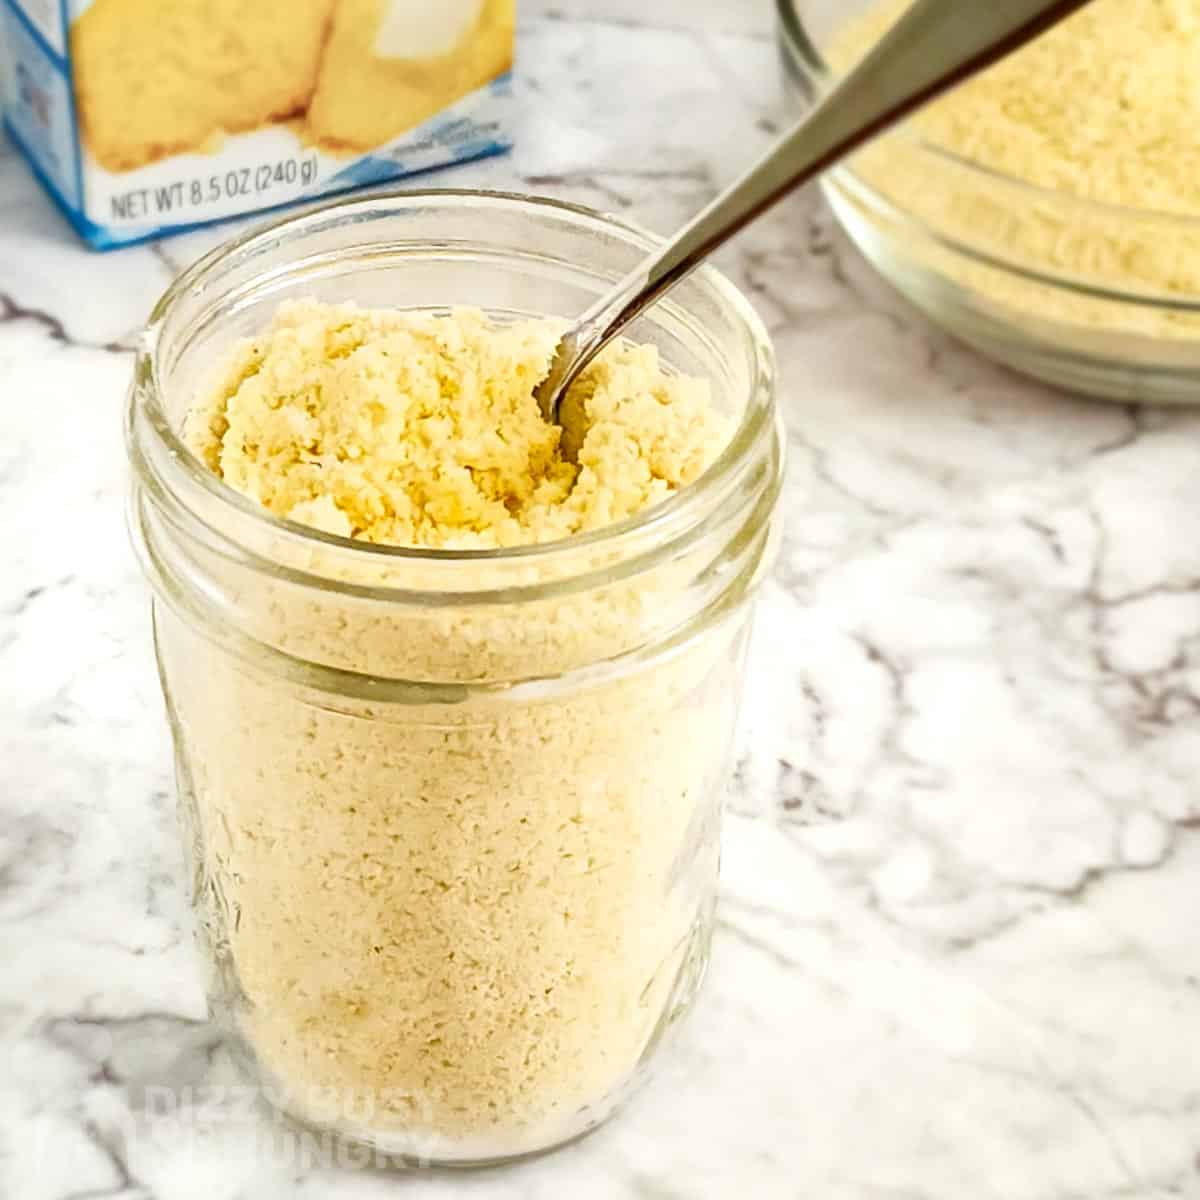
126,191,784,1165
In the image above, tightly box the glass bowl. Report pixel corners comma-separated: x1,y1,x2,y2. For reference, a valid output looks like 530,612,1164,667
778,0,1200,404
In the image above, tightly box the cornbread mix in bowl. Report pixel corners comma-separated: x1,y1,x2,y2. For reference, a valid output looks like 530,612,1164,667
779,0,1200,404
126,192,785,1164
0,0,513,248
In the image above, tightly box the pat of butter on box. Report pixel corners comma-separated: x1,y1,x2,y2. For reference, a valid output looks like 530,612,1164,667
375,0,485,58
0,0,515,249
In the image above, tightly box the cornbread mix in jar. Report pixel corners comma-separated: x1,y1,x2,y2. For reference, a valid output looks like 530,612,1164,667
126,192,784,1164
0,0,513,248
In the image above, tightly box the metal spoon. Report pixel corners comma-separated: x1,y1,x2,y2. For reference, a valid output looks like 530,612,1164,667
537,0,1093,457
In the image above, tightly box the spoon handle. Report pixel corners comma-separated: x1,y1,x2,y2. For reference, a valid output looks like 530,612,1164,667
541,0,1092,413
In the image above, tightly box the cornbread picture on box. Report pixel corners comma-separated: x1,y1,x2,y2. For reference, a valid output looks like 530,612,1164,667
0,0,514,247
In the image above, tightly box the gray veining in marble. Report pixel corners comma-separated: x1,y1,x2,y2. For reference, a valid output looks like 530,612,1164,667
3,2,1200,1197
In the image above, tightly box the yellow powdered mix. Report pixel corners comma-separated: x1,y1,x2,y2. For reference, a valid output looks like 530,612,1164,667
168,300,745,1156
828,0,1200,333
187,300,724,548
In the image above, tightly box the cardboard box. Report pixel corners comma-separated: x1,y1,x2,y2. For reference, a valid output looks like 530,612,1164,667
1,0,514,248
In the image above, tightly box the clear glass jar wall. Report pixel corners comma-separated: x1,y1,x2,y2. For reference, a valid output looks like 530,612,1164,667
127,192,784,1165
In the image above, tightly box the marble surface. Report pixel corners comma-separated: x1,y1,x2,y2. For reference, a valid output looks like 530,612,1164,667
4,2,1200,1196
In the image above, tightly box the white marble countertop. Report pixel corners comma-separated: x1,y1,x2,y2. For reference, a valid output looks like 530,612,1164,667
4,2,1200,1197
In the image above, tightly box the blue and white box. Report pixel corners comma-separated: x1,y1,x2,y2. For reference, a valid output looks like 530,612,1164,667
1,0,514,249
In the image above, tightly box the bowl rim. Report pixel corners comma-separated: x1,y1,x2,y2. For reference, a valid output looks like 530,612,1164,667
776,0,1200,233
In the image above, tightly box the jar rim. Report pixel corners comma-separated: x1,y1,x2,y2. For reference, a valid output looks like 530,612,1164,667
134,188,778,568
